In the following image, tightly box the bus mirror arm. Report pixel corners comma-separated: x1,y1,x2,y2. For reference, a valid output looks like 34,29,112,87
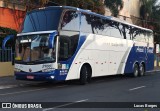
48,31,58,49
2,35,14,50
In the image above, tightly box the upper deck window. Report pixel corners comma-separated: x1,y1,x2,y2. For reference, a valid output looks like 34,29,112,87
61,10,80,31
21,8,62,33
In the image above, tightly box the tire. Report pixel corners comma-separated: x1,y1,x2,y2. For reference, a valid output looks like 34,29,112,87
80,65,91,85
139,64,145,76
133,64,139,77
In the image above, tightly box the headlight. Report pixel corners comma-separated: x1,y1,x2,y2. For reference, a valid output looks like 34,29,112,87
14,68,21,72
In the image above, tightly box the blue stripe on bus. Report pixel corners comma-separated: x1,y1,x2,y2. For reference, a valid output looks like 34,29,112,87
124,46,154,74
54,35,87,81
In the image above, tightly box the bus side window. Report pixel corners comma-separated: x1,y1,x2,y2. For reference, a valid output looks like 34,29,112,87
124,25,131,40
61,10,79,31
109,21,123,38
132,28,139,41
148,32,153,43
59,31,79,61
81,13,93,33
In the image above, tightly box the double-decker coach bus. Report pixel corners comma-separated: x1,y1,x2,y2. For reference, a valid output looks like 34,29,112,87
3,6,154,84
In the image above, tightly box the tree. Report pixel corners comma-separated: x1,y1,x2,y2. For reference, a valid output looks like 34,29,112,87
140,0,154,27
140,0,160,43
0,26,17,47
140,0,160,27
104,0,124,17
25,0,105,15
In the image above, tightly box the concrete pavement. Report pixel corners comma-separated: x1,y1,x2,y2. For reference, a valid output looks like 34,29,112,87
0,75,42,89
0,70,160,111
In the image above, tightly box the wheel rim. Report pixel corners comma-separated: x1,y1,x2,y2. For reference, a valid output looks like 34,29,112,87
134,66,138,77
80,66,88,84
85,67,88,79
140,65,144,76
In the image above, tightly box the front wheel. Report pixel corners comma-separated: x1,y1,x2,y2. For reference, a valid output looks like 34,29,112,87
80,65,91,85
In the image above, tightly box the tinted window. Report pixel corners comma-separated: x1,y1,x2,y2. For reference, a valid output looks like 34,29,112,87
122,24,131,40
21,8,62,33
109,21,123,38
80,13,152,42
101,19,110,36
59,31,79,61
148,32,153,43
132,28,147,42
61,10,80,31
81,14,93,33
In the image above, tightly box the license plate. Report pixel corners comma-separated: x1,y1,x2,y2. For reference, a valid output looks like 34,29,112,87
27,76,34,79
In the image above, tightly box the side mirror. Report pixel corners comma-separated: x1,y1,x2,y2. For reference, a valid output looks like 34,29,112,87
2,35,14,50
48,31,58,49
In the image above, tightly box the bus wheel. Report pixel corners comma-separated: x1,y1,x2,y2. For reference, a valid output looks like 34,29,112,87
80,65,91,85
133,64,139,77
139,64,145,76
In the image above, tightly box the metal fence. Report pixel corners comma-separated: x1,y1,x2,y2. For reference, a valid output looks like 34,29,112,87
0,47,12,62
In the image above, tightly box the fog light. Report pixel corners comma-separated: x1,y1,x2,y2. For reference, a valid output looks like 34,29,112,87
50,76,54,79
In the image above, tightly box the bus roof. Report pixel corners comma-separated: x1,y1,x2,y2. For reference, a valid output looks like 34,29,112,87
30,6,153,33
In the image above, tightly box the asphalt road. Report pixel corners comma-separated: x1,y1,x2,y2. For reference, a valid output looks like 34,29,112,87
0,71,160,111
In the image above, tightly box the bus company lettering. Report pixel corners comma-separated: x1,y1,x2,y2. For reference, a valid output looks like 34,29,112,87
136,47,153,53
147,48,153,53
106,42,124,47
42,64,52,69
111,43,124,47
42,64,55,72
136,47,145,52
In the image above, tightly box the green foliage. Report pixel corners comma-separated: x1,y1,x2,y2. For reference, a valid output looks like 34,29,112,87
140,0,160,43
26,0,105,15
48,0,105,15
104,0,124,17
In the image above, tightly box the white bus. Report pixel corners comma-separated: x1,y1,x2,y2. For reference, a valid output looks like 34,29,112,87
3,6,154,84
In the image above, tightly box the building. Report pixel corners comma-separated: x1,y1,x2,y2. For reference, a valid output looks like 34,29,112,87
0,0,26,31
104,0,141,25
0,0,26,77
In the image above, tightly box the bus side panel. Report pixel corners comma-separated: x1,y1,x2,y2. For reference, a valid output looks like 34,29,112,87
60,35,87,80
146,47,154,71
124,42,154,74
66,34,133,80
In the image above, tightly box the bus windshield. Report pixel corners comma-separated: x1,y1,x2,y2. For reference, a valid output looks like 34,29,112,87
15,34,55,63
21,8,62,33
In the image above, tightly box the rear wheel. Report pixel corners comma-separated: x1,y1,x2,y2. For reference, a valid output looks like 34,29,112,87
80,65,92,85
133,64,139,77
139,64,145,76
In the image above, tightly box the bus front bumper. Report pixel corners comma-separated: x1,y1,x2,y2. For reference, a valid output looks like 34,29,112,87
15,70,68,81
